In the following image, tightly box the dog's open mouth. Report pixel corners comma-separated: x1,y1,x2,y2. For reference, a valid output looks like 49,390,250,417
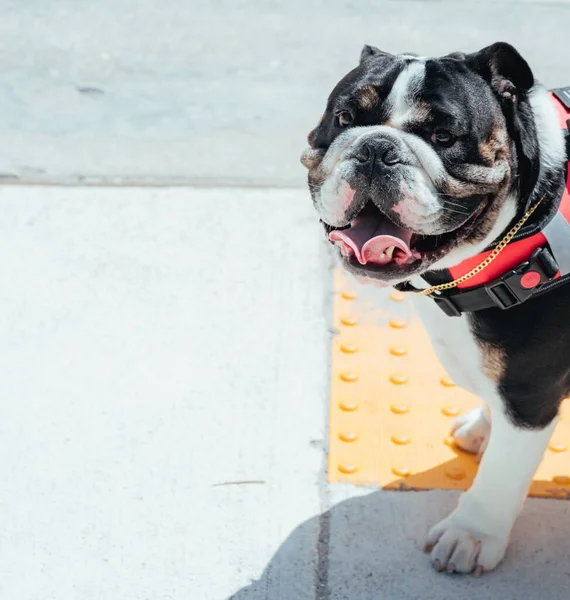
325,201,486,268
328,203,419,266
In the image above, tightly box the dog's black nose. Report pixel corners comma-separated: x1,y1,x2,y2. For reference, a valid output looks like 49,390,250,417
354,143,373,163
354,140,401,166
381,146,400,166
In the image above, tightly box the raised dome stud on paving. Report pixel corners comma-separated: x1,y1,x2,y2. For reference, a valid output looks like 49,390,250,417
328,271,570,497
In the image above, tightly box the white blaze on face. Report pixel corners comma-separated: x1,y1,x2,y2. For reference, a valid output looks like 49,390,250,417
386,58,427,128
313,57,449,231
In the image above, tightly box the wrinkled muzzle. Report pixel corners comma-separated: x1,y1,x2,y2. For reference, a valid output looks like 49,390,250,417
305,132,510,277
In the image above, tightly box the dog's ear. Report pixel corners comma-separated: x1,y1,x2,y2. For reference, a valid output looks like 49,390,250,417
468,43,539,208
467,42,534,100
360,44,392,64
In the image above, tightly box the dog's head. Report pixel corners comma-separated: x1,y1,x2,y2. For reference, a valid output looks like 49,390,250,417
302,43,564,285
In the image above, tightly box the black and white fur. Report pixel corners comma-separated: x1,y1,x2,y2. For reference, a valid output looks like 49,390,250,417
302,43,569,574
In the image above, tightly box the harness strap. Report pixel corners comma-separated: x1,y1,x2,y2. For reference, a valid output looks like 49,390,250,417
427,247,560,316
543,210,570,274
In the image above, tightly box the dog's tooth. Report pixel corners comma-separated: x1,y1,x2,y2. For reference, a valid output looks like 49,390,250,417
385,246,395,259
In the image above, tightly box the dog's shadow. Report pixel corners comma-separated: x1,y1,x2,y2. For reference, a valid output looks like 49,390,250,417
228,474,570,600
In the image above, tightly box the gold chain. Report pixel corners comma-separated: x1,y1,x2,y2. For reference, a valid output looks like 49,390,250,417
414,196,545,296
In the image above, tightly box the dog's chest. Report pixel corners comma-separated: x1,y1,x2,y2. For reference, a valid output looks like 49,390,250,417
410,294,498,401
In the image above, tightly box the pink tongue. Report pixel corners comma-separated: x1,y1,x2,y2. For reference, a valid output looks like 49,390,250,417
329,213,413,265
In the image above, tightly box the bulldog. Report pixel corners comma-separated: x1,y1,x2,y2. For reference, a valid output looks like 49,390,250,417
302,42,570,575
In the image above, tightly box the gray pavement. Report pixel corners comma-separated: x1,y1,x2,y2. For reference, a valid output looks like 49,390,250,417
1,1,570,599
0,0,569,186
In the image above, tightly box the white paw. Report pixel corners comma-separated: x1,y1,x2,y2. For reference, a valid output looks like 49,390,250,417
425,513,509,575
451,406,490,460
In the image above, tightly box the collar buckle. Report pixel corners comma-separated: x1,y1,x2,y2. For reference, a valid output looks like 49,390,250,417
484,247,558,310
430,246,559,316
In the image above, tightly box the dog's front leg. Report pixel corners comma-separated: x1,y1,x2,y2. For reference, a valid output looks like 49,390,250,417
425,403,557,575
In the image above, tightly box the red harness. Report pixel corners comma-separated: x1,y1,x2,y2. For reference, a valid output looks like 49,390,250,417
420,88,570,317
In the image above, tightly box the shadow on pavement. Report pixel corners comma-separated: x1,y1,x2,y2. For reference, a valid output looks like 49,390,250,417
228,487,570,600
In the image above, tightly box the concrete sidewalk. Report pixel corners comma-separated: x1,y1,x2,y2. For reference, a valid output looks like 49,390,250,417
0,185,329,600
1,185,569,600
1,0,569,187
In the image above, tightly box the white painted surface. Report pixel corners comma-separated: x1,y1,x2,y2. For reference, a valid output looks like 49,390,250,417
0,186,328,600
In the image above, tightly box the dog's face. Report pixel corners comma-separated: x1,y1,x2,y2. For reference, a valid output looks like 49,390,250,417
302,43,540,285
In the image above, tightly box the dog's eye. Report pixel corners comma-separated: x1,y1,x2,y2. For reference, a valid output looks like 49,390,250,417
336,111,354,127
431,129,455,147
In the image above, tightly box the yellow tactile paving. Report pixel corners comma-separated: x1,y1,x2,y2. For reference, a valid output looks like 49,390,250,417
329,270,570,498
